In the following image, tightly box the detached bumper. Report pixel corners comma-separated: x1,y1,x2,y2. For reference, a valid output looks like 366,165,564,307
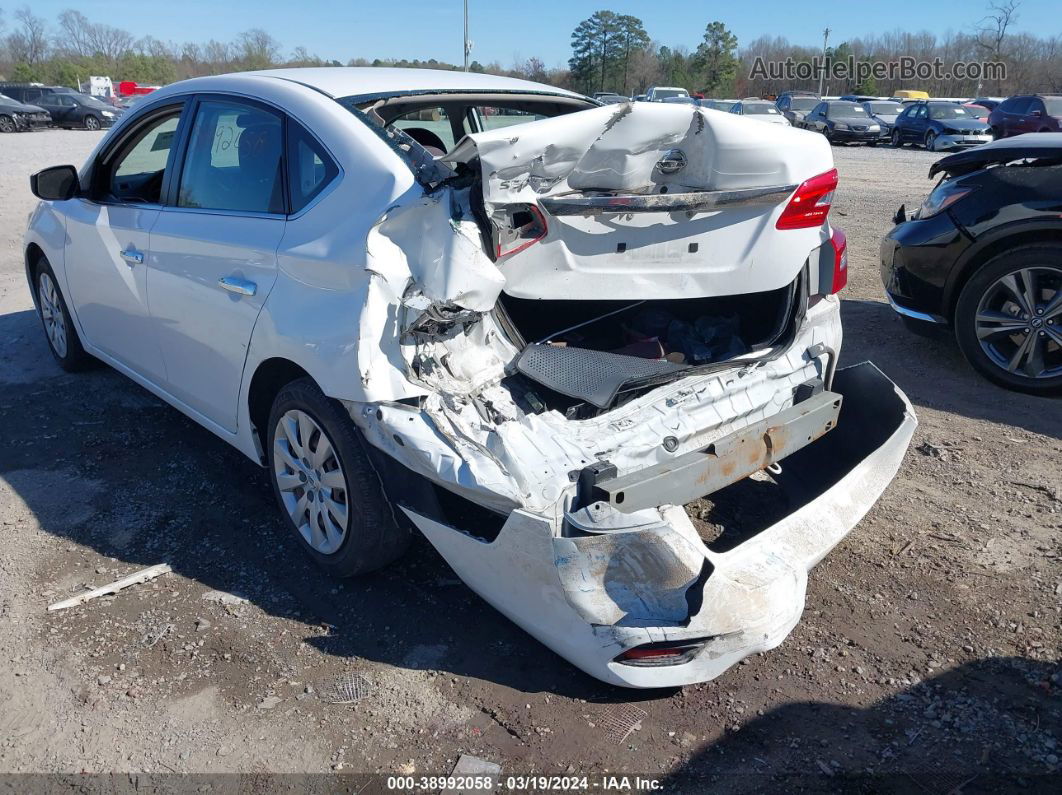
401,362,916,688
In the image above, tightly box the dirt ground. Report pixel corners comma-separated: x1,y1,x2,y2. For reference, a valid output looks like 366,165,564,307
0,129,1058,791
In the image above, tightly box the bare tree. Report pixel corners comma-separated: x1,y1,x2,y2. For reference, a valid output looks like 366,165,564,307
236,28,280,70
9,5,48,65
975,0,1020,92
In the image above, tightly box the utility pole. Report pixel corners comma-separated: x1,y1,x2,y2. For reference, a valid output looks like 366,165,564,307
818,27,830,96
463,0,471,71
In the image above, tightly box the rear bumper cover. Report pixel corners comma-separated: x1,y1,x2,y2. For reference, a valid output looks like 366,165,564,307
401,362,915,687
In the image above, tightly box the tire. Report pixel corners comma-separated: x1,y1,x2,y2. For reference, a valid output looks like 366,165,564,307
924,131,937,151
991,126,1003,140
0,115,14,133
953,244,1062,396
891,129,903,148
83,114,100,131
33,257,93,372
266,377,410,577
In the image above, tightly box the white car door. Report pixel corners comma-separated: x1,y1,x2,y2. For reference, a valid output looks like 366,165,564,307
63,105,186,382
147,97,285,433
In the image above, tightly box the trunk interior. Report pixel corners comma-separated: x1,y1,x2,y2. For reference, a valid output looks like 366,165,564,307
496,285,798,418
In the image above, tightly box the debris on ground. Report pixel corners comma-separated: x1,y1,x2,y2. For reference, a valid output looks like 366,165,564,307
46,563,172,611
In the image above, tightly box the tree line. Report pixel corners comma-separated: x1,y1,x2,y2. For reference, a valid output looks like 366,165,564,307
1,3,1058,99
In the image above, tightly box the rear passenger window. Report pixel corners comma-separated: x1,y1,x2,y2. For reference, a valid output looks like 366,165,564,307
287,125,339,214
178,99,284,214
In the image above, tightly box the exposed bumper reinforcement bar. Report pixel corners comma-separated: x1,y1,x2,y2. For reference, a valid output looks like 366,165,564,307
592,389,843,513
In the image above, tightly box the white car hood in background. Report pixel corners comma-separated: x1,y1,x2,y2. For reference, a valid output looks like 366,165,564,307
443,102,833,300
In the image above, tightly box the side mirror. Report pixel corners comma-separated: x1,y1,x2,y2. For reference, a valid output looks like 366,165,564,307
30,165,79,201
893,204,907,225
1031,109,1042,117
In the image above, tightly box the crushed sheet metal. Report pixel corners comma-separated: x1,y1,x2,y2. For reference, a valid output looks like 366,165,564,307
316,672,373,704
599,703,649,744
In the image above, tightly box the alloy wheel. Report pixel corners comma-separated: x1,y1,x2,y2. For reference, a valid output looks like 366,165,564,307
272,409,349,555
84,115,100,131
974,266,1062,380
891,129,901,147
38,272,68,358
0,115,14,133
925,131,936,150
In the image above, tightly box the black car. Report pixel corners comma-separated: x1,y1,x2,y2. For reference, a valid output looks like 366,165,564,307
0,84,120,130
0,92,51,132
881,134,1062,395
801,100,881,144
890,101,992,150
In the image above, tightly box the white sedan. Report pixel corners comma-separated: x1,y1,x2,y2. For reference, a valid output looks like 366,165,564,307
25,68,915,687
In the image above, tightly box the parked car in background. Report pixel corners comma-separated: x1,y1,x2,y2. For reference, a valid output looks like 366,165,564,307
839,94,877,103
728,99,790,125
969,97,1003,112
0,92,51,132
645,86,689,102
963,103,990,123
24,67,914,688
882,134,1062,395
891,101,991,150
988,94,1062,138
632,94,647,102
892,89,930,101
592,92,627,105
861,100,903,139
0,84,121,130
662,95,698,105
776,92,820,126
698,98,735,112
801,100,880,144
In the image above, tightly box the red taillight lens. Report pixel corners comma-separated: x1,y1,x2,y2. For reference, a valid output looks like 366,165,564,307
493,203,548,261
829,226,847,294
776,168,838,230
615,639,708,667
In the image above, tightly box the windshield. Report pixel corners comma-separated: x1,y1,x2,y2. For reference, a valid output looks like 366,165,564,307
1044,98,1062,116
790,98,818,110
827,103,867,118
868,102,901,115
929,104,977,120
653,89,688,99
745,104,779,115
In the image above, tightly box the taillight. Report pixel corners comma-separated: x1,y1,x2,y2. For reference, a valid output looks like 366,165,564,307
491,203,548,260
614,638,708,667
776,168,838,230
829,226,848,294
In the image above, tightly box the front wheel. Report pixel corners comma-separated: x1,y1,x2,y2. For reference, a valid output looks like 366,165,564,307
954,245,1062,396
83,114,101,131
266,378,410,577
0,115,14,133
35,258,93,371
991,126,1004,140
891,129,903,148
924,131,937,151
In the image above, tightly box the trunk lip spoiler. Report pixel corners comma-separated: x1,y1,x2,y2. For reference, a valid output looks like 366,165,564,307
538,183,798,216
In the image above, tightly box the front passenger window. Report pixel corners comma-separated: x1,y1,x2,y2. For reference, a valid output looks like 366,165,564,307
109,112,181,204
178,100,284,214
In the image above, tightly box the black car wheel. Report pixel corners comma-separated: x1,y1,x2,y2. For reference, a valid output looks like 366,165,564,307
0,115,14,133
991,126,1004,140
266,377,410,577
34,257,93,372
954,244,1062,396
924,130,937,151
891,129,902,148
83,114,101,131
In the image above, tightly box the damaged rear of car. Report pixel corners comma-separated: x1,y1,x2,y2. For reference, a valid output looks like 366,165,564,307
343,99,916,687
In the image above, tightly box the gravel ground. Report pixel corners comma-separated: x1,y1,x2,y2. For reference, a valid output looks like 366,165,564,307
0,129,1059,790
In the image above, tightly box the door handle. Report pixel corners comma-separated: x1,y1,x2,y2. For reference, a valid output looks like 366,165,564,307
119,249,143,265
218,276,257,297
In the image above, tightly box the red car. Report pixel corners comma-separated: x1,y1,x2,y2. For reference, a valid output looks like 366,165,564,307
962,103,989,123
988,94,1062,138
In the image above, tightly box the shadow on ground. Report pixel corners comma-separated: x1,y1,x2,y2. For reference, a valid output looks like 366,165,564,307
662,656,1060,793
840,299,1061,439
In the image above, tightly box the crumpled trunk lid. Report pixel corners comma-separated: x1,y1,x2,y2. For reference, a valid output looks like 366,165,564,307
443,102,834,300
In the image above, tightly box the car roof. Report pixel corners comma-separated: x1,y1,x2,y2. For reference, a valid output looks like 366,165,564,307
241,67,585,100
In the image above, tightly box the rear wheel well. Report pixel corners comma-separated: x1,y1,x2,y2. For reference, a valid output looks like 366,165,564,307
947,229,1062,319
247,358,312,460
